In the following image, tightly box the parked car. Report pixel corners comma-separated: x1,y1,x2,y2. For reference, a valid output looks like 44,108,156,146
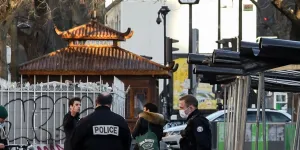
162,109,291,150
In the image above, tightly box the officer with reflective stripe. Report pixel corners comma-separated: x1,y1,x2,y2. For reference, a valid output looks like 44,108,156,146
70,92,132,150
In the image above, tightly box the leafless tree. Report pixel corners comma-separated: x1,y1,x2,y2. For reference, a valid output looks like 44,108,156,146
0,0,32,79
252,0,300,40
0,0,106,80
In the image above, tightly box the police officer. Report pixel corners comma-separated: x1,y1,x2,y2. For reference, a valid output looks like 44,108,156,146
178,95,212,150
70,92,132,150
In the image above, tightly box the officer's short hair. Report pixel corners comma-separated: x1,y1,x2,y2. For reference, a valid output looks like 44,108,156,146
69,97,81,107
96,92,113,105
144,103,158,113
179,94,198,108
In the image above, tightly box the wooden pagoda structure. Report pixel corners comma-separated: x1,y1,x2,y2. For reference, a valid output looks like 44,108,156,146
18,19,171,130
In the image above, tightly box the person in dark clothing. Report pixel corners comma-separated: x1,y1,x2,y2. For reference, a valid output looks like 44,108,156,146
0,106,8,150
63,97,81,150
70,92,132,150
179,95,212,150
132,103,166,150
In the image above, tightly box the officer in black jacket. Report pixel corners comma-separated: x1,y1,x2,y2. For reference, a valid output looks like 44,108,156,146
70,92,132,150
178,95,211,150
63,97,81,150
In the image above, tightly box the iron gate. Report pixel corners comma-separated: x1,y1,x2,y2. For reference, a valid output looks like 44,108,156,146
0,75,126,149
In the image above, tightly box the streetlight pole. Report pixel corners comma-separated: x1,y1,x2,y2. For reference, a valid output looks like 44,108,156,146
178,0,199,95
218,0,221,49
238,0,242,49
157,6,170,112
188,4,193,94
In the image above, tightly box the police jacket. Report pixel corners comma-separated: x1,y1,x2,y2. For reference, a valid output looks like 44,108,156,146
63,112,80,150
70,106,132,150
132,111,166,141
0,127,8,150
180,109,212,150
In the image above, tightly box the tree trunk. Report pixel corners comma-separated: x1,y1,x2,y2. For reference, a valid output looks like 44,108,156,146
0,9,18,78
0,26,8,80
9,18,18,81
290,2,300,41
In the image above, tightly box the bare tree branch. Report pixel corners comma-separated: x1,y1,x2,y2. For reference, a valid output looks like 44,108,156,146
271,0,298,23
0,0,26,23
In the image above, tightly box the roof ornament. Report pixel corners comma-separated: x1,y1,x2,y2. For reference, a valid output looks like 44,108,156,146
53,0,134,41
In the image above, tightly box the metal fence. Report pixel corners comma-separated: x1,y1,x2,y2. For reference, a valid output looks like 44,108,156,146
0,75,126,148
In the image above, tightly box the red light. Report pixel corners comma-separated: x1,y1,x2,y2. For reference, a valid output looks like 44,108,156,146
264,17,268,21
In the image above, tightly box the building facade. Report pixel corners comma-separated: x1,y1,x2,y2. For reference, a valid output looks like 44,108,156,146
105,0,258,116
105,0,257,58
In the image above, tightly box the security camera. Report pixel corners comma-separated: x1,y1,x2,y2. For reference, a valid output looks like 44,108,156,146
156,16,162,24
